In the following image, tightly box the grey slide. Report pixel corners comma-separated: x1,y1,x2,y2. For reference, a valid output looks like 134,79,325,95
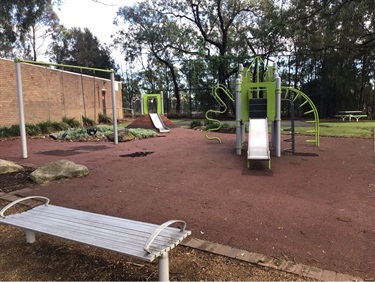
149,113,170,133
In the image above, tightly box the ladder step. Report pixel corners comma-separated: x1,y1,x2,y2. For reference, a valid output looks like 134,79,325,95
306,140,317,143
305,120,317,123
284,139,293,142
306,130,316,133
304,109,314,115
284,148,294,153
282,128,292,131
292,94,300,102
299,100,308,107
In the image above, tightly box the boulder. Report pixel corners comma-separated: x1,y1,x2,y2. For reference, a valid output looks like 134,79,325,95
0,159,25,174
30,160,89,184
106,128,135,142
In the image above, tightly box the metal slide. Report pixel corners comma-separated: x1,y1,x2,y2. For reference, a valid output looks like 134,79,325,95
247,118,270,169
149,113,170,133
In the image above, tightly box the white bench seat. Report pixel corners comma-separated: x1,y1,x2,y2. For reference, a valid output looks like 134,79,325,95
0,196,191,281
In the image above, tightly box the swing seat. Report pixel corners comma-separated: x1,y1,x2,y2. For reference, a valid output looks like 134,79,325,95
86,127,97,136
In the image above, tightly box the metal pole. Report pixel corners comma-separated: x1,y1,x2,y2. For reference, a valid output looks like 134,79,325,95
141,93,144,115
110,72,118,144
161,91,164,115
158,252,169,281
271,62,279,148
15,60,28,158
275,76,281,157
235,75,242,155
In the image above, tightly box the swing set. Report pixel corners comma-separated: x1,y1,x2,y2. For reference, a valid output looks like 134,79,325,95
14,58,119,159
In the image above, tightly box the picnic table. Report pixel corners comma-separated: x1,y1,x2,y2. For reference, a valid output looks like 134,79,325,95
334,111,367,122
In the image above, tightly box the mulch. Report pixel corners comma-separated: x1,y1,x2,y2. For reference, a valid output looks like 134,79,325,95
0,120,374,280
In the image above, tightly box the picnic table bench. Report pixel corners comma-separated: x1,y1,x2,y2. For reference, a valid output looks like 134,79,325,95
334,111,367,122
0,196,191,281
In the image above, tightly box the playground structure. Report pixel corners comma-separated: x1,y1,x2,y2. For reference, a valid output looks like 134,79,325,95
140,93,170,133
205,56,320,168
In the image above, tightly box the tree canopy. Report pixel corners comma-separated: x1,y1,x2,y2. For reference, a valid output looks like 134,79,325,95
114,0,375,118
1,0,374,118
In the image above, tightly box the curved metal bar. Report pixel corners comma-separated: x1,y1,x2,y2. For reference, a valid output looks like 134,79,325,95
205,84,234,143
0,196,50,218
144,220,186,254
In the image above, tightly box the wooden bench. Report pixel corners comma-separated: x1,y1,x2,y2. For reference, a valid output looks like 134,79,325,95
334,111,367,122
0,196,191,281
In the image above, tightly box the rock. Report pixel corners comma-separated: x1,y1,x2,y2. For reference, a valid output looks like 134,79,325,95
106,128,135,142
30,159,89,184
0,159,25,174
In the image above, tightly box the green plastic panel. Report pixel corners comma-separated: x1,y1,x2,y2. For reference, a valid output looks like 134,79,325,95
143,94,162,114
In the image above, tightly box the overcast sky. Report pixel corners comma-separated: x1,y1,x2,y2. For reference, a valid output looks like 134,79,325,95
55,0,137,44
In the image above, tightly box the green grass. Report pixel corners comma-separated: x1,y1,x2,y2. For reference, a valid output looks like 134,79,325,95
294,121,374,139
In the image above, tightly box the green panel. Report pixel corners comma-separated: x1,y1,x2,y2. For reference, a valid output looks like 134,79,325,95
143,94,162,114
240,81,275,122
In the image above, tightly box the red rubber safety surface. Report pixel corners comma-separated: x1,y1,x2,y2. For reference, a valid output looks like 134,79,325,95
0,126,374,279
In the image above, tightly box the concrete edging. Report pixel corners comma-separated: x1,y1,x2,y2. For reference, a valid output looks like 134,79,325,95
181,237,362,281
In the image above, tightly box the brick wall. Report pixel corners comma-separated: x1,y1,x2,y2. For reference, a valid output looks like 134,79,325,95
0,58,123,127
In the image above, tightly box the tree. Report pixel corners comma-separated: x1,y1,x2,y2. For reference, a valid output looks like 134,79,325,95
282,0,375,118
157,0,260,113
25,2,59,61
49,26,119,78
0,0,61,59
115,1,191,112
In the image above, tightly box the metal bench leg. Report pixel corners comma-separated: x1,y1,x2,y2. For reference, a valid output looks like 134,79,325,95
25,229,36,243
158,252,169,281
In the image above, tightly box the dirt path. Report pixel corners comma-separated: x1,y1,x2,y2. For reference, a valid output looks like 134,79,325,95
1,128,374,279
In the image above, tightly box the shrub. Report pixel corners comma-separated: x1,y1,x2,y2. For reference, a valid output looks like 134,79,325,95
190,120,202,128
204,119,220,130
7,124,21,136
62,116,81,128
37,121,69,133
25,124,41,136
98,113,112,124
82,116,95,127
128,128,157,139
221,122,231,129
0,125,19,137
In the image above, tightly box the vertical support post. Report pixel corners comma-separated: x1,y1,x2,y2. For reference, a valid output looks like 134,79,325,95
14,60,28,159
275,76,281,157
25,230,35,243
110,71,118,144
158,252,169,281
141,93,144,115
161,91,164,115
235,74,242,156
273,61,281,157
241,123,245,145
271,62,279,148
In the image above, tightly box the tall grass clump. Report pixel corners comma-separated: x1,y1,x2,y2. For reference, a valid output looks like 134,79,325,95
62,116,81,128
98,113,112,124
37,121,69,133
82,116,95,127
